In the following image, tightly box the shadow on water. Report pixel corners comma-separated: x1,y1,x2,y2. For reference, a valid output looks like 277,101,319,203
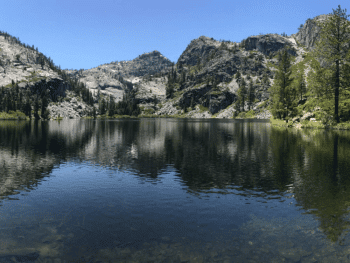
1,119,350,261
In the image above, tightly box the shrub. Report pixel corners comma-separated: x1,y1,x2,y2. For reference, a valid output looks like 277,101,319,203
199,105,209,112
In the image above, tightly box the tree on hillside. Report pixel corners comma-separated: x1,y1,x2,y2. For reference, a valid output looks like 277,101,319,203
311,5,350,123
235,71,241,83
34,97,40,119
41,90,50,120
296,66,306,101
99,98,107,115
269,48,294,119
108,95,116,116
247,79,255,110
237,78,247,111
23,98,32,118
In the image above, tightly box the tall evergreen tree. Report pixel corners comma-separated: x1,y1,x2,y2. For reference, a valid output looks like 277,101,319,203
269,48,294,119
23,99,32,118
99,98,107,115
108,95,115,116
34,98,40,119
248,79,255,110
41,91,49,120
237,78,247,111
296,66,306,101
312,5,350,123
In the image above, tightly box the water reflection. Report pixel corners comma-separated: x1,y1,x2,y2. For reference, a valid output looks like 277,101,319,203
1,119,350,261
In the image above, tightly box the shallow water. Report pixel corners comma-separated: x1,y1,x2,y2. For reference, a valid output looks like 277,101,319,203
1,118,350,262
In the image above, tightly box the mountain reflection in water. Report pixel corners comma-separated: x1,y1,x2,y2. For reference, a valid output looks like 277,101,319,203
1,119,350,262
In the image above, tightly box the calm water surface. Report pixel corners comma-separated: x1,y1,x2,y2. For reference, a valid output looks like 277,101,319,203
1,118,350,262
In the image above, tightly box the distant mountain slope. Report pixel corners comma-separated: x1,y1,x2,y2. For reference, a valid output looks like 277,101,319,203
0,12,343,120
64,50,174,102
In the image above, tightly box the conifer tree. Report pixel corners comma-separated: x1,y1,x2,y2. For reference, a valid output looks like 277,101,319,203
296,66,306,101
23,99,32,118
235,71,241,82
269,48,294,119
237,78,247,111
34,98,40,119
248,79,255,110
311,5,350,123
108,95,115,116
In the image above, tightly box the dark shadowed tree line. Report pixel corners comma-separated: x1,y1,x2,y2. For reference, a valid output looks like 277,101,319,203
0,80,50,119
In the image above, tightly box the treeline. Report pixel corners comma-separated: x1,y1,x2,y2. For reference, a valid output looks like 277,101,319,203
97,89,141,117
57,70,94,106
0,72,95,119
0,80,50,119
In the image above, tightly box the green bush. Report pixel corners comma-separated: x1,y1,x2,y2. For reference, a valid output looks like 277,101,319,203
236,110,256,119
199,105,209,112
143,108,155,114
0,110,28,120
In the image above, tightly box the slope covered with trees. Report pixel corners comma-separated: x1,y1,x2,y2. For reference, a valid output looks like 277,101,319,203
269,5,350,126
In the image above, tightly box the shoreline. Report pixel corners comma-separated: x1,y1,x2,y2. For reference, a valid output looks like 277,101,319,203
1,112,350,130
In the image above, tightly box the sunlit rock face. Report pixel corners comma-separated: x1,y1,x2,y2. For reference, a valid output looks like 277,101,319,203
244,34,297,56
0,33,94,118
64,51,174,102
0,34,61,88
292,14,330,50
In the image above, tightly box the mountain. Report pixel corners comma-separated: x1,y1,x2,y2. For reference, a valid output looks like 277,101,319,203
0,31,95,119
64,50,174,102
0,13,343,120
292,14,331,50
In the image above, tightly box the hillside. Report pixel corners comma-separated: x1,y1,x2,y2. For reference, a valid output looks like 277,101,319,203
0,13,348,122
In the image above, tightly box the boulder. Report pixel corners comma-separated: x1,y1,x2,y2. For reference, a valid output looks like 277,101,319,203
301,112,315,121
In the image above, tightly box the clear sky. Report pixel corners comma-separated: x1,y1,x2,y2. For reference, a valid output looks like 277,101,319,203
0,1,347,70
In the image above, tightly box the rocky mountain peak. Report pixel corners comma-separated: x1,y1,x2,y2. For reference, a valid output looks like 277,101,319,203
177,35,233,68
292,14,331,50
64,50,174,102
138,50,163,59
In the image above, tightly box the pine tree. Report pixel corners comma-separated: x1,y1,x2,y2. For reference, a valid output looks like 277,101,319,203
248,79,255,110
92,106,97,119
108,95,115,116
235,71,241,82
34,98,40,119
99,98,107,115
41,91,49,120
296,66,306,101
237,78,247,111
311,5,350,123
166,83,174,99
269,48,294,119
23,99,32,118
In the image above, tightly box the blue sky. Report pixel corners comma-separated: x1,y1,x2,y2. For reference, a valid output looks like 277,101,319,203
1,1,347,70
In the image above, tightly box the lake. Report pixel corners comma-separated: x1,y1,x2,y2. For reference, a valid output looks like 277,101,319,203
1,118,350,262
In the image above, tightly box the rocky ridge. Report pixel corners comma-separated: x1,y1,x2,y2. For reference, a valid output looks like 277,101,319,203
64,50,174,102
292,14,331,51
0,33,93,119
0,13,335,119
